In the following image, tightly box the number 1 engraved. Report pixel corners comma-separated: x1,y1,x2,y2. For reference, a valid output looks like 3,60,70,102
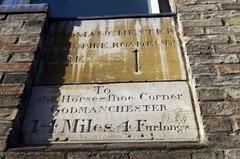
132,49,141,74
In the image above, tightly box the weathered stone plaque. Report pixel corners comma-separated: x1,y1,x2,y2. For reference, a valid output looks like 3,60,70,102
38,17,186,84
23,82,200,143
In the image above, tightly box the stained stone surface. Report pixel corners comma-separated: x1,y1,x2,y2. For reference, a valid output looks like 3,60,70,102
22,82,200,144
37,17,186,84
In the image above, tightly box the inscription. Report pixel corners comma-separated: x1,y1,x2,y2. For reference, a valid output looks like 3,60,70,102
38,17,186,84
23,82,200,143
50,28,175,37
72,40,177,50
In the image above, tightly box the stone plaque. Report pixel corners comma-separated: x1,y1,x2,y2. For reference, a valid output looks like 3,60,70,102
38,17,186,84
23,82,200,144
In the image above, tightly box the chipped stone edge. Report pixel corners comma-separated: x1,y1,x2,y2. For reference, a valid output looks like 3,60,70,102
0,4,48,13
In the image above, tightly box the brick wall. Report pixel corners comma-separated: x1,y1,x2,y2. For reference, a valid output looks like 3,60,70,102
177,0,240,158
0,5,48,158
0,1,240,159
176,0,240,149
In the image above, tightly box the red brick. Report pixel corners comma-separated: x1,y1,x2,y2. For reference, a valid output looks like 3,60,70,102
0,35,18,45
0,63,31,72
182,27,204,36
0,44,38,53
217,64,240,76
0,84,24,95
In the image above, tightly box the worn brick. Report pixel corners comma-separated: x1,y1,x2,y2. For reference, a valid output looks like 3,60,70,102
0,84,24,95
195,75,240,86
175,0,197,7
68,152,130,159
98,152,129,159
192,151,224,159
0,108,18,121
67,152,98,159
189,55,239,64
178,4,218,12
0,95,21,107
204,117,232,133
230,117,240,133
234,32,240,43
208,133,240,148
18,34,40,44
222,3,240,10
0,121,12,137
130,151,191,159
30,13,47,20
234,34,240,42
7,13,46,21
25,26,43,34
197,88,225,101
186,35,230,44
0,53,11,63
215,44,240,54
201,11,238,19
1,25,43,35
179,12,200,20
3,73,27,84
155,151,191,159
0,20,24,28
0,35,18,45
205,27,228,34
228,26,240,34
225,87,240,101
6,152,65,159
217,64,240,76
200,102,240,116
181,19,222,27
6,153,25,159
24,19,45,28
186,42,213,55
228,16,240,25
0,44,38,53
182,27,204,36
0,138,7,151
0,15,6,20
192,65,216,75
198,0,236,3
198,35,229,44
0,63,31,72
225,150,240,159
11,53,34,62
1,27,27,35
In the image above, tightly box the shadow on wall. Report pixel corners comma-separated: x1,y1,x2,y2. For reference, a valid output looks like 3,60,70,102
18,20,75,145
